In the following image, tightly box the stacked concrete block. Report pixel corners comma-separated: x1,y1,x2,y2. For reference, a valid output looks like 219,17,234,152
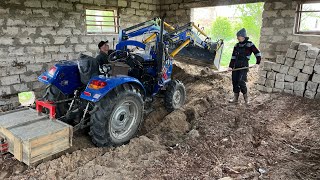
257,41,320,99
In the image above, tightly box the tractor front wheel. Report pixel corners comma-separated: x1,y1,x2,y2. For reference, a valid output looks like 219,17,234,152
164,80,186,112
90,84,144,147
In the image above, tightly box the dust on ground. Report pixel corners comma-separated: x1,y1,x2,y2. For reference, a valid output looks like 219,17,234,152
1,61,320,180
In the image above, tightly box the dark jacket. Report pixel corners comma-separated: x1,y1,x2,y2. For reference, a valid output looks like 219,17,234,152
96,50,114,67
229,38,261,68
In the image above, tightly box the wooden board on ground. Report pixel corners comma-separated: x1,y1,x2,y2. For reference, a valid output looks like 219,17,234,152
0,108,72,166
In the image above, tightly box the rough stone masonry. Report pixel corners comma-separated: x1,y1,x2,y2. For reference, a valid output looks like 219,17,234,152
257,41,320,99
0,0,160,99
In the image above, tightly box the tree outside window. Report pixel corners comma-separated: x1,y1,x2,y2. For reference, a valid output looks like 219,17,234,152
85,9,119,34
296,2,320,35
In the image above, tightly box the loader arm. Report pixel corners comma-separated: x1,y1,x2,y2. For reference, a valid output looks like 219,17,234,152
165,22,224,69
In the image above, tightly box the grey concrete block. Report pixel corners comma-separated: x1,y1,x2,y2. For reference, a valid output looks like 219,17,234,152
304,90,316,99
275,81,285,89
279,65,290,74
307,47,320,59
272,63,281,72
293,60,305,69
298,43,312,52
265,79,275,88
264,86,273,93
302,66,314,74
286,49,297,59
257,76,266,85
288,67,300,77
294,90,304,97
284,58,295,66
297,73,310,82
285,75,296,82
293,81,306,91
256,84,265,91
0,75,20,85
260,70,268,78
273,88,283,93
263,61,275,71
267,71,276,80
305,58,316,67
290,41,300,50
314,64,320,74
295,51,307,61
276,73,285,82
284,89,294,94
276,55,285,64
312,73,320,83
284,82,293,90
306,81,318,92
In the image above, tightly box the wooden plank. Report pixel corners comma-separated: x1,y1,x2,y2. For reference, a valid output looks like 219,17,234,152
31,137,69,158
30,128,69,148
0,127,23,161
30,143,70,165
14,137,23,161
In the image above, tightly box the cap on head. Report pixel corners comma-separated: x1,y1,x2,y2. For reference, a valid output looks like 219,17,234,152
236,28,247,38
98,40,109,49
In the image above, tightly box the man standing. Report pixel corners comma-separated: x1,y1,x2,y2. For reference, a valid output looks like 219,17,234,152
228,28,261,105
96,40,114,67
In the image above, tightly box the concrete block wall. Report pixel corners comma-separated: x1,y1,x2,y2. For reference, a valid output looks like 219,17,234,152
0,0,160,97
257,41,320,99
261,1,320,62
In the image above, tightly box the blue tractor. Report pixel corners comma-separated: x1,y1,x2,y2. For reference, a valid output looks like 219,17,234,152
37,17,224,146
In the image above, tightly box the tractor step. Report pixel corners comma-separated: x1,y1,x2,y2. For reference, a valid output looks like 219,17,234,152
0,108,72,166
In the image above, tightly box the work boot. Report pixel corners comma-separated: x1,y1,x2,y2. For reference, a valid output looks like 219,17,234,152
229,93,239,103
243,93,249,105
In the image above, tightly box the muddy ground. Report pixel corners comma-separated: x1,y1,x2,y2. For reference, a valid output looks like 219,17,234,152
1,61,320,180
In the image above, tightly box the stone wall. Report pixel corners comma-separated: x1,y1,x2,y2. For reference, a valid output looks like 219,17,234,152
0,0,160,97
257,41,320,99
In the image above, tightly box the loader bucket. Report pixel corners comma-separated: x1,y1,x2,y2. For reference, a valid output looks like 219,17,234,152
172,40,224,70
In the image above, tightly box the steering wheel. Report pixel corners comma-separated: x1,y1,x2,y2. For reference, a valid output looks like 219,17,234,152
108,50,130,62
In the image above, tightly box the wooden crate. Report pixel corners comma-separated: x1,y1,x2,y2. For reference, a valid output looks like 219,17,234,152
0,108,72,165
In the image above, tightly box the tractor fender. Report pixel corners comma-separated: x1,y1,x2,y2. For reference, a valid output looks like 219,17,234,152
80,75,146,103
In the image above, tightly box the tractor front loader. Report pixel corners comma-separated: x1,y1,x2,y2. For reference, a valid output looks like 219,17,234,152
0,16,224,165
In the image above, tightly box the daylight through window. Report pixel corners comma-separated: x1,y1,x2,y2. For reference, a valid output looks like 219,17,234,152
85,9,119,34
296,2,320,35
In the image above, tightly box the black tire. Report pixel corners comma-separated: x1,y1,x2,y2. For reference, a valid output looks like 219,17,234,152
164,80,186,112
42,85,69,119
90,83,144,147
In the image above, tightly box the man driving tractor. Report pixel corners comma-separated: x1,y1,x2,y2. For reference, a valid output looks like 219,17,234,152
228,28,261,105
96,40,114,67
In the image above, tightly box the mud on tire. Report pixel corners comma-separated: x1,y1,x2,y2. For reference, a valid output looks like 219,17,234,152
164,80,186,112
90,83,144,147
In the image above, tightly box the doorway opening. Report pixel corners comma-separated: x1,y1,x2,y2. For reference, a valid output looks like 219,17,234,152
191,3,264,67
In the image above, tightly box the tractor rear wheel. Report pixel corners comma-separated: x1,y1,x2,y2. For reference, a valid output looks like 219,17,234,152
164,80,186,112
90,84,144,147
42,85,69,119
